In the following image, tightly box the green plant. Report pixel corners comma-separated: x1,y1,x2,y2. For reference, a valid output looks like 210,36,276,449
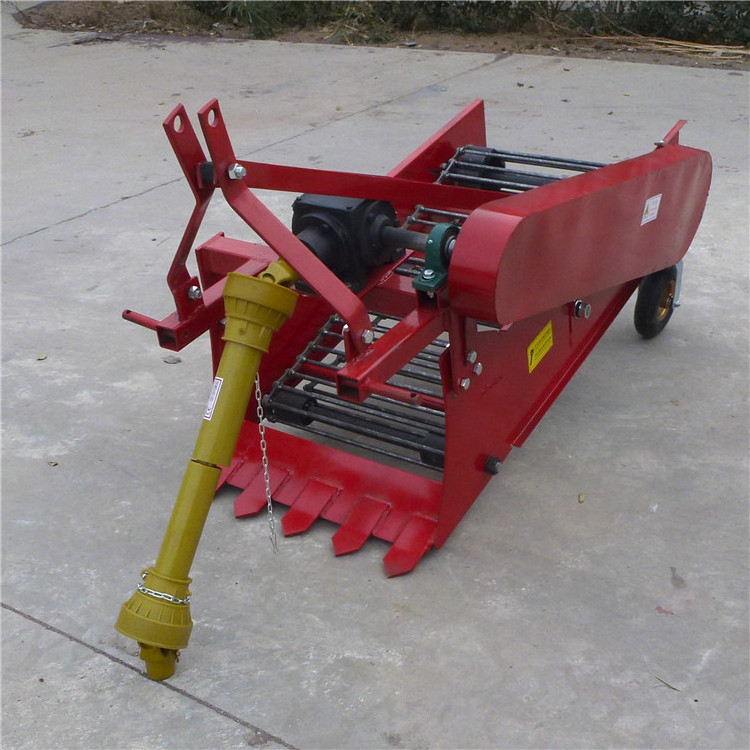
565,1,750,44
186,1,342,38
185,1,750,45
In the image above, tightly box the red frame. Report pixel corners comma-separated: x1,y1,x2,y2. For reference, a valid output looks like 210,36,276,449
125,99,711,575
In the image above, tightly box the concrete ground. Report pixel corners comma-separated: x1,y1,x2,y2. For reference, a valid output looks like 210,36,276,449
2,3,748,748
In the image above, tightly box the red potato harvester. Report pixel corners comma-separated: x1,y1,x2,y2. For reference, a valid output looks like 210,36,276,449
116,99,711,679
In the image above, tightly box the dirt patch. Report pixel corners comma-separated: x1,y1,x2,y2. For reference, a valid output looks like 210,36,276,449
12,1,749,71
278,27,749,69
13,1,212,38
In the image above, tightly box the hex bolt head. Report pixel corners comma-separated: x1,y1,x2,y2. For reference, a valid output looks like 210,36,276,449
484,456,502,475
466,350,478,365
473,362,483,376
362,329,374,345
574,300,592,319
227,163,247,180
187,285,202,301
422,269,436,280
459,377,471,391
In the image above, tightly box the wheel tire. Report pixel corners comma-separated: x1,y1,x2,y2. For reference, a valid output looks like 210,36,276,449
634,265,678,339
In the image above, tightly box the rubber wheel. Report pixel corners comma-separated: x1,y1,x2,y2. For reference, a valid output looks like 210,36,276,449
634,265,678,339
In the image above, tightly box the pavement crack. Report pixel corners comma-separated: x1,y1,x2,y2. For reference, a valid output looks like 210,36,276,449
1,602,299,750
1,180,180,247
4,54,507,248
256,50,508,146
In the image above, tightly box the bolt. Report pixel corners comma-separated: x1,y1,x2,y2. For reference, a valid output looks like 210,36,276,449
459,378,471,391
466,350,478,365
422,269,436,280
473,362,483,376
227,163,247,180
362,329,374,345
484,456,502,475
574,300,592,319
186,285,202,301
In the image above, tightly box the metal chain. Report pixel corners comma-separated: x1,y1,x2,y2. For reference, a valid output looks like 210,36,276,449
137,572,191,605
255,372,278,553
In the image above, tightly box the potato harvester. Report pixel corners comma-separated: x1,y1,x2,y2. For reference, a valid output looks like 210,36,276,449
116,99,711,679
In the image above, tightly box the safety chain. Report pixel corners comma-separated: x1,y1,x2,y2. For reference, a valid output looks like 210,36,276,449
255,372,279,553
137,572,191,605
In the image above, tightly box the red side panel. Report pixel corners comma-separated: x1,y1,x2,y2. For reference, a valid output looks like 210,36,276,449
388,99,487,182
449,145,712,324
435,282,637,547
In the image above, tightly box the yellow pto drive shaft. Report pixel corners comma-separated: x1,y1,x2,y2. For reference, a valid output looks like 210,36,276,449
116,262,298,680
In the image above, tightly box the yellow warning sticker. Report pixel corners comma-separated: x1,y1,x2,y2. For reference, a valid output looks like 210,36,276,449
527,321,553,373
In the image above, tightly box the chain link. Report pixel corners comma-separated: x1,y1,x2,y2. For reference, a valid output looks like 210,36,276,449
137,572,191,605
255,372,278,553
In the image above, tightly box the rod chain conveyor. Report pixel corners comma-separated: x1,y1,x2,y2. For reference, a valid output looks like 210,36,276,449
264,313,448,470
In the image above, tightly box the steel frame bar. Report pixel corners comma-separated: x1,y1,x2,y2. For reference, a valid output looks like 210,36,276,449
335,307,447,401
123,251,271,350
196,100,374,355
238,161,504,214
162,105,214,319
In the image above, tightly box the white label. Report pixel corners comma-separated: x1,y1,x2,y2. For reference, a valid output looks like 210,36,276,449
203,377,223,420
641,194,662,225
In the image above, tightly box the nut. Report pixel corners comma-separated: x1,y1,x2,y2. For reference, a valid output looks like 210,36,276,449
574,300,592,319
227,163,247,180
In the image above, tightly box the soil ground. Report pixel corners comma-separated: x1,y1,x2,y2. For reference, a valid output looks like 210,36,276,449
12,0,750,71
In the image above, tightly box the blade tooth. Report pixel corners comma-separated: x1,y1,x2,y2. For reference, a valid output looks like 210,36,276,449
218,458,242,490
227,460,261,490
234,465,289,518
282,480,339,537
383,516,436,577
272,476,302,507
332,497,389,556
234,486,266,518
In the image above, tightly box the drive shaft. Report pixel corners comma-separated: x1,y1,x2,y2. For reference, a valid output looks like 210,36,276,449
116,262,298,679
